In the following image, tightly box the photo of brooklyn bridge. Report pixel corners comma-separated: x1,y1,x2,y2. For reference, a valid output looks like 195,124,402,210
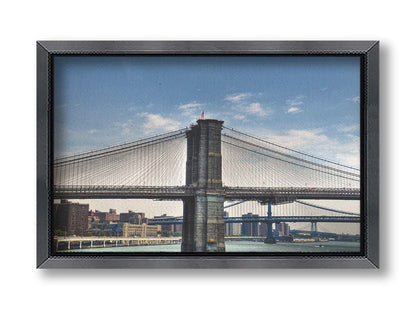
52,55,361,253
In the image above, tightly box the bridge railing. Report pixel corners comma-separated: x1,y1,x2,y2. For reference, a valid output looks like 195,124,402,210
53,185,195,199
148,216,360,224
224,186,360,200
53,185,360,200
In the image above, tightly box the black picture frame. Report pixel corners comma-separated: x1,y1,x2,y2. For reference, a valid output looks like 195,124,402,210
37,41,379,269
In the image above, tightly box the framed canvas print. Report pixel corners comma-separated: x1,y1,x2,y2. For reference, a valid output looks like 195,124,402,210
37,41,379,268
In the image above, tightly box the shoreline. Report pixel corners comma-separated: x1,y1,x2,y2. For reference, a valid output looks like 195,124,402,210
56,239,360,253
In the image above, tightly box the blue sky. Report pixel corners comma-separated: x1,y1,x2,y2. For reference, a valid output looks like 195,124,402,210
54,55,360,167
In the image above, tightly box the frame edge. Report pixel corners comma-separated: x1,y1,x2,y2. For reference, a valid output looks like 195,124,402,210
37,42,50,268
365,41,380,268
36,40,380,269
37,40,379,54
38,256,377,269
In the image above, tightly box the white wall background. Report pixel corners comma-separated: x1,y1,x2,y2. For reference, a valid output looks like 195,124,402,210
1,1,413,311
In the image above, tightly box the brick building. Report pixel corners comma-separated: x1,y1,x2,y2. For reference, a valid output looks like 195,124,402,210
54,200,89,236
119,210,144,224
93,208,120,222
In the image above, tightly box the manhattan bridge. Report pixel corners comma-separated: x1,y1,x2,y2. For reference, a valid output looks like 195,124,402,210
54,119,360,252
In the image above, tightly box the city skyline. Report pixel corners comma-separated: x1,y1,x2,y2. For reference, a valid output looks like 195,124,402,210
54,199,359,239
59,199,359,235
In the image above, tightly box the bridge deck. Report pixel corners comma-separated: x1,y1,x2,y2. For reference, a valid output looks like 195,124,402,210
148,216,360,225
53,185,360,200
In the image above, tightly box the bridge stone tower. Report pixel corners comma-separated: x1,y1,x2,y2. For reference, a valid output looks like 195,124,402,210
182,119,225,252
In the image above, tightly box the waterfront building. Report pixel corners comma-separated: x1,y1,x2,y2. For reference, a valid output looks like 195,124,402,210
224,210,241,236
225,223,231,235
94,208,120,222
119,210,144,224
54,199,89,236
259,223,268,237
154,214,176,232
241,213,259,236
225,223,231,236
173,223,182,234
275,222,290,237
87,211,100,229
225,223,241,236
232,223,241,236
122,223,162,238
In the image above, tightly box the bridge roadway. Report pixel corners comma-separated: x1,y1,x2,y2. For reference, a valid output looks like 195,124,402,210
54,185,360,200
289,229,359,238
148,215,360,225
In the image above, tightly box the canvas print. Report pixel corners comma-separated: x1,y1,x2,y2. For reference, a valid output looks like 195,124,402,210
52,55,361,254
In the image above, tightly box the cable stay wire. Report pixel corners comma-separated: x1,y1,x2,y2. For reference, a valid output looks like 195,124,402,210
55,135,187,187
55,128,188,165
222,133,359,178
295,200,360,216
221,139,360,182
223,126,359,171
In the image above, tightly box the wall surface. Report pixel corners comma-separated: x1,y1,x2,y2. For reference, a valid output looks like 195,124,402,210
1,1,413,311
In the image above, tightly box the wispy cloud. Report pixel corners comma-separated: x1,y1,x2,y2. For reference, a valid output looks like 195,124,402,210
338,124,359,133
270,129,329,150
285,95,306,115
336,133,359,168
178,102,204,117
224,93,252,103
138,113,181,133
87,129,98,134
268,128,359,168
114,119,136,136
233,114,246,120
224,92,271,118
127,106,138,112
348,96,360,104
244,102,269,117
287,107,302,114
286,95,306,106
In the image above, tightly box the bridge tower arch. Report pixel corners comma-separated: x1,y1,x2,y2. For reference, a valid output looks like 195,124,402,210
182,119,225,252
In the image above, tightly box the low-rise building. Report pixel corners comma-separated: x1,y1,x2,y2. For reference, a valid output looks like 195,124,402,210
94,209,120,222
122,223,161,238
119,210,144,224
154,214,175,232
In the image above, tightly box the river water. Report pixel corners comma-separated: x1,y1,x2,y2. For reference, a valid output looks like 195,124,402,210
63,241,360,253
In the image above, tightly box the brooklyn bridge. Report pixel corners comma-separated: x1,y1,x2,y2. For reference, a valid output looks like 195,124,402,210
54,119,360,252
